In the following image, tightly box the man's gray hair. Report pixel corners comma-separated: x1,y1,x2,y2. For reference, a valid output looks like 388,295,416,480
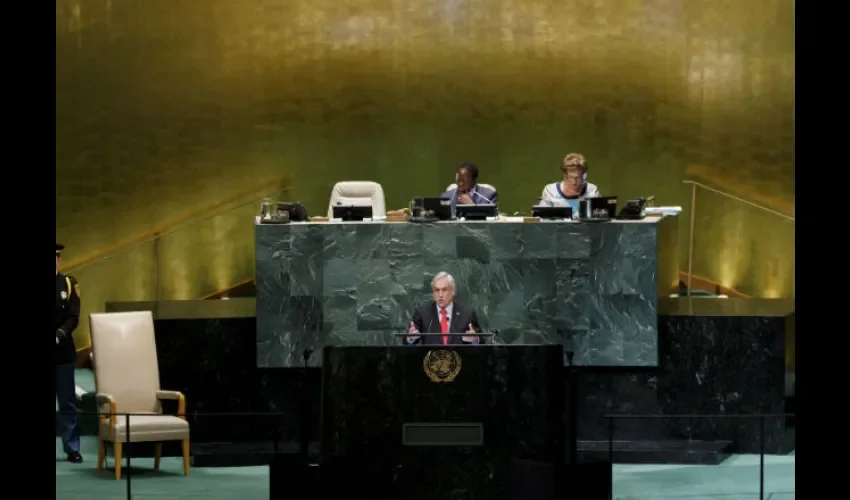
431,271,456,290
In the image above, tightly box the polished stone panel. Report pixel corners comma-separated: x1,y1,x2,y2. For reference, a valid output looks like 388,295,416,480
256,217,678,368
577,301,792,455
656,313,789,454
320,345,565,498
152,317,305,444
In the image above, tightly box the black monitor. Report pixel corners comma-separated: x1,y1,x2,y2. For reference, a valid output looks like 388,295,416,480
532,205,573,220
332,205,373,221
456,204,498,221
578,196,617,220
422,198,452,221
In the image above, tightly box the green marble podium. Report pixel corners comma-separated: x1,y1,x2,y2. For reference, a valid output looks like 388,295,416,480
319,345,565,499
256,216,679,368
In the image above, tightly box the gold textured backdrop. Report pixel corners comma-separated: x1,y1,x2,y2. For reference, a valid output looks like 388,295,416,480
56,0,794,347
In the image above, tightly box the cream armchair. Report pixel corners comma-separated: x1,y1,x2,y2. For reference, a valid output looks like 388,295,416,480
90,311,190,480
327,181,387,218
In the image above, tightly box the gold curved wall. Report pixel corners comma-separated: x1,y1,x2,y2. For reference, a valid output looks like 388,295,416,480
57,0,795,347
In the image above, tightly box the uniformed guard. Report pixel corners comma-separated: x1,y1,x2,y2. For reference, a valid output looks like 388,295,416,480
56,243,83,463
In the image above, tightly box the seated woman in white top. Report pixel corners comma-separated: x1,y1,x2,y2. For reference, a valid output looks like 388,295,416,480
539,153,600,212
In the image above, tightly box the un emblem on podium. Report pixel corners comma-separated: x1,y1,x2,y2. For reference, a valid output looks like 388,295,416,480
423,350,462,383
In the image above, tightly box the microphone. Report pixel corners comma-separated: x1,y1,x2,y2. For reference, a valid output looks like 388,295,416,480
302,349,313,365
487,328,500,344
470,190,495,205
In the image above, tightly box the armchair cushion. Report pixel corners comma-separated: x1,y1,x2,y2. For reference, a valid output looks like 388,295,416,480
100,414,190,443
90,311,162,415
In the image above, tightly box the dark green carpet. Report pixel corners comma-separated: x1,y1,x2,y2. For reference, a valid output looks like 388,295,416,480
56,437,267,499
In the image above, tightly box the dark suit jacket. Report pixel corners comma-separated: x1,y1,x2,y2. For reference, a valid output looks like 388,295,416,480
56,272,80,365
406,301,484,345
440,184,498,206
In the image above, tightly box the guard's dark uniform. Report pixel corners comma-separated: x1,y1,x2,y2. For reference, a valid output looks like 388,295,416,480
56,243,82,462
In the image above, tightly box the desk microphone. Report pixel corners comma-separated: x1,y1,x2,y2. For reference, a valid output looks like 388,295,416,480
470,190,495,205
487,329,501,343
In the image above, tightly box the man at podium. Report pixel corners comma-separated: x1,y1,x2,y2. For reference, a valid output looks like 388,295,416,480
405,272,483,345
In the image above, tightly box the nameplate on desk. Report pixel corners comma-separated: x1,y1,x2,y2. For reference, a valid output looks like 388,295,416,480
402,423,484,446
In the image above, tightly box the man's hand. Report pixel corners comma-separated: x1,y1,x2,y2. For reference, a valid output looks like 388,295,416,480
461,323,479,343
407,321,420,343
56,330,66,344
457,192,474,205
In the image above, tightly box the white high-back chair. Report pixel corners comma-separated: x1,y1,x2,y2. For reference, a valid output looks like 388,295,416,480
90,311,191,480
327,181,387,218
445,183,497,193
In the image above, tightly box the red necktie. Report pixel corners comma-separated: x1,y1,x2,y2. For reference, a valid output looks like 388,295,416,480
439,308,449,345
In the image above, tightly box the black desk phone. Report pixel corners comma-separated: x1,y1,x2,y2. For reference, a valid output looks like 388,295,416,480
617,196,653,220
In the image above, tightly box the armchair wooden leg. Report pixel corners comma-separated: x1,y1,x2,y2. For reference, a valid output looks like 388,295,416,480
153,442,163,470
114,442,123,480
96,438,106,472
181,439,190,476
